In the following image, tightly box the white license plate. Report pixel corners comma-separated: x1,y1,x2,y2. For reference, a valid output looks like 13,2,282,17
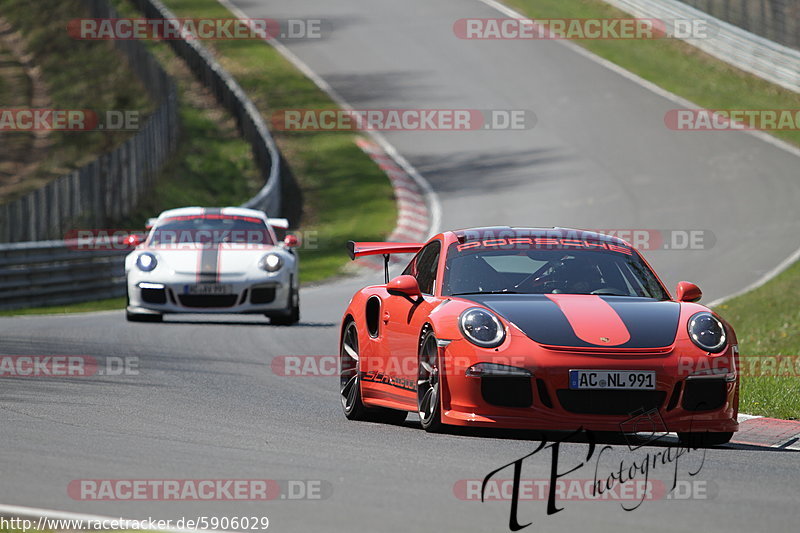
184,284,233,295
569,370,655,390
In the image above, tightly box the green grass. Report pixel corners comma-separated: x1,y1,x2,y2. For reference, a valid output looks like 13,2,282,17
104,0,261,222
115,52,262,222
502,2,800,418
713,261,800,420
0,0,153,202
505,0,800,147
0,0,397,315
0,0,265,317
0,297,125,316
155,0,397,283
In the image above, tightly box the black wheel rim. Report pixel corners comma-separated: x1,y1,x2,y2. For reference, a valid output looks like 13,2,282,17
417,333,439,423
340,323,359,413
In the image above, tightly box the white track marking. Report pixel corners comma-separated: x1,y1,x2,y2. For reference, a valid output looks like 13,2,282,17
476,0,800,306
738,413,763,422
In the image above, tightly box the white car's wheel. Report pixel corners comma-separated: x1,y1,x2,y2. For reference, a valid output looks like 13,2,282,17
269,287,299,325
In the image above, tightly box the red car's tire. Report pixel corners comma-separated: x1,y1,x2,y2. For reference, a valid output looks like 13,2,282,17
678,431,734,447
418,326,444,432
340,321,407,424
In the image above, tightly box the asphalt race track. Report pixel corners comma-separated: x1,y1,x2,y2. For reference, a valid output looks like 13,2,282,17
1,1,799,532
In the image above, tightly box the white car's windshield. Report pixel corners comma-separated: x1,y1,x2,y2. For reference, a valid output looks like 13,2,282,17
150,215,274,245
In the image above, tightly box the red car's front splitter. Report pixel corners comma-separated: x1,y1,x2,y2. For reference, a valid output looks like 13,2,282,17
440,378,739,433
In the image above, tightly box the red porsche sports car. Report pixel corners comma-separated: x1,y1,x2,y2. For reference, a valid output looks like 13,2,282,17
339,227,738,445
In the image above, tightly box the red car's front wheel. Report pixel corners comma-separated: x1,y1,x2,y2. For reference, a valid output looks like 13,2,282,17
418,327,443,432
340,321,407,424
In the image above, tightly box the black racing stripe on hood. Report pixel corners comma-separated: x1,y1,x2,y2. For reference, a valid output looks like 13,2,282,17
198,208,222,282
458,294,680,349
601,297,681,348
460,294,584,346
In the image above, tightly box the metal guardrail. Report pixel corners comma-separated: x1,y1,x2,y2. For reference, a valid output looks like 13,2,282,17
0,0,179,243
0,0,286,310
603,0,800,93
131,0,283,215
680,0,800,52
0,240,129,310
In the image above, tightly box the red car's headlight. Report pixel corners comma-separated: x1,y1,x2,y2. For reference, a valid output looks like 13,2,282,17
688,312,727,353
459,307,506,348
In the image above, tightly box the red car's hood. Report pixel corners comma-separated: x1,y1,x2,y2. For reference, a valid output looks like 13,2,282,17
458,293,681,349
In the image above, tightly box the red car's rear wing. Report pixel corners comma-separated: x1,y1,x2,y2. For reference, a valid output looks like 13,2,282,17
347,241,424,260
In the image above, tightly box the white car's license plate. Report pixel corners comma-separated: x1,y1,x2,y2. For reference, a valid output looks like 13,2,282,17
184,284,233,295
569,370,655,390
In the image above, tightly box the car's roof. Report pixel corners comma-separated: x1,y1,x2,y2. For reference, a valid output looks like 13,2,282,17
157,206,269,221
450,226,631,247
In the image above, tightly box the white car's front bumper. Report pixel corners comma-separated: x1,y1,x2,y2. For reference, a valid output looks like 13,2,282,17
126,271,295,315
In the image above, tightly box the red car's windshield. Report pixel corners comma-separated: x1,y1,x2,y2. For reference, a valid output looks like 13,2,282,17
443,240,668,299
149,215,274,245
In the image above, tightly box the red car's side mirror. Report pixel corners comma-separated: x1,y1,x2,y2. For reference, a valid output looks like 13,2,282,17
387,275,422,297
283,234,299,248
123,234,142,247
676,281,702,302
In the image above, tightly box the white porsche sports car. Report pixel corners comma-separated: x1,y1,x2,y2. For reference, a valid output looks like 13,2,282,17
124,207,300,324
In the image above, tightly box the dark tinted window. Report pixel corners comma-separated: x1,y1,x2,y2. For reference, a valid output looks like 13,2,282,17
150,215,274,245
403,241,441,295
442,240,668,299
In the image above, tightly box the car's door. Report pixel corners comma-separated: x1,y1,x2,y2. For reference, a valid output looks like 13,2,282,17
378,240,443,407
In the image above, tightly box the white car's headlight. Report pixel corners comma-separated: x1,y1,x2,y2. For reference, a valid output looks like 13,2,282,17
259,253,283,272
459,308,506,348
688,312,726,353
136,252,157,272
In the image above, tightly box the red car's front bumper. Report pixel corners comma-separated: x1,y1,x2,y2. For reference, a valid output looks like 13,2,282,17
437,337,739,434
